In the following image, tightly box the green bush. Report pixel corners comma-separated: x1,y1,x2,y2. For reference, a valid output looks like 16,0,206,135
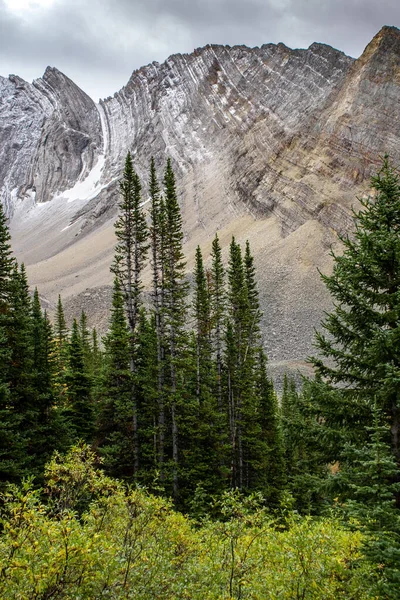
0,445,372,599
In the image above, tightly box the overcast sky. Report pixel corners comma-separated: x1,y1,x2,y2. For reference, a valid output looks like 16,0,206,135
0,0,399,101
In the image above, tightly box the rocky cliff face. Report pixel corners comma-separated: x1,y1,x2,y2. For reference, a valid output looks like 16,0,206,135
0,67,103,215
2,25,400,377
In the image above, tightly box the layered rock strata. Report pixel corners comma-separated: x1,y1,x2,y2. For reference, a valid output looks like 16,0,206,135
2,26,400,375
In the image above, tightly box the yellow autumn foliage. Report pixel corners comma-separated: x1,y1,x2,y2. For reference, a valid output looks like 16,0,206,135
0,445,372,599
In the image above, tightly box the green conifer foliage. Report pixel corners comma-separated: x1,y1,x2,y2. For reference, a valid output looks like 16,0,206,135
311,157,400,463
225,238,263,490
244,240,262,345
79,311,92,371
0,203,14,309
209,234,225,413
337,406,400,598
162,159,190,500
0,205,13,371
187,246,223,499
112,152,149,339
148,157,167,476
54,295,69,402
0,205,18,483
65,319,94,442
8,264,34,415
89,327,103,397
111,152,149,474
32,290,52,402
31,294,66,473
193,246,212,399
98,278,133,477
135,308,159,482
281,375,328,512
255,350,286,506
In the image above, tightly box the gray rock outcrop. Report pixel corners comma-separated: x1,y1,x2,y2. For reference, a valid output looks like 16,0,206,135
2,25,400,378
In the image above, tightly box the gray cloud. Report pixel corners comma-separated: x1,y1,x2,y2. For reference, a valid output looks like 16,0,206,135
0,0,399,100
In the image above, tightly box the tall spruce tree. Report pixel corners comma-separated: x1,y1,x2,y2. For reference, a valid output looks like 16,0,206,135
209,234,226,413
311,156,400,496
149,157,166,476
111,152,149,474
225,237,259,489
337,405,400,598
193,246,212,400
162,158,189,500
255,350,286,506
79,311,92,372
0,204,18,483
112,152,149,338
98,278,133,477
30,294,67,472
135,308,159,483
65,319,94,442
54,295,69,403
281,375,328,512
0,203,13,398
8,265,34,408
244,240,262,347
188,246,222,498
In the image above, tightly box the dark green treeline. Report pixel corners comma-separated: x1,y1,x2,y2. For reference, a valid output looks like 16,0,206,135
2,154,400,595
0,155,286,511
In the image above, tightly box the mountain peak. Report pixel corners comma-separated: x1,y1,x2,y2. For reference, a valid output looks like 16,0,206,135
354,25,400,83
358,25,400,61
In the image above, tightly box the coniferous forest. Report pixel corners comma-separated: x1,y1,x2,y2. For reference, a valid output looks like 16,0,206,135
0,155,400,598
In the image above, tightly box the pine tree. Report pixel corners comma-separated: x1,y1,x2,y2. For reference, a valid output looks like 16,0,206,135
255,350,286,506
53,295,69,402
79,311,92,371
112,152,149,337
89,327,103,396
209,234,225,413
0,202,14,399
0,264,37,479
187,246,222,499
149,157,166,476
310,156,400,498
162,158,189,500
98,278,133,477
135,308,159,483
225,237,263,490
0,203,14,310
281,375,328,512
111,152,149,473
337,406,400,598
244,240,262,347
31,293,66,472
65,319,94,442
0,205,18,483
8,264,35,417
193,246,212,400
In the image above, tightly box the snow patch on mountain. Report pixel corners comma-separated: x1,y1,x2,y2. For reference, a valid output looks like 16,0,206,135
53,154,106,203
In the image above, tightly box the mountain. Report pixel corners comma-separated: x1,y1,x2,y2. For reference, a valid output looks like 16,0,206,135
1,25,400,382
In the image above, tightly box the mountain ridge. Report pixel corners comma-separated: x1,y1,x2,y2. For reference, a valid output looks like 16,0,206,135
2,25,400,381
